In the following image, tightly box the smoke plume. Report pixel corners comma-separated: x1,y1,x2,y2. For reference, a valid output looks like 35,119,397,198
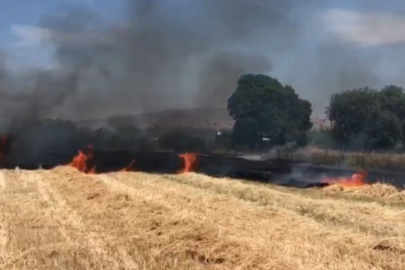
2,0,403,123
0,0,309,123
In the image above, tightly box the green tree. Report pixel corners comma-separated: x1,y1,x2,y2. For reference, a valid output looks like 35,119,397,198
380,85,405,139
327,87,380,148
367,110,403,149
227,74,312,149
327,86,404,150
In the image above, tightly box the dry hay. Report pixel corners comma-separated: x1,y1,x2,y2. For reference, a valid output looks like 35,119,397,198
0,167,404,269
322,182,405,202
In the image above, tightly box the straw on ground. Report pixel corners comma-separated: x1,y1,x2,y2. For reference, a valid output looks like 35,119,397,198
0,166,404,269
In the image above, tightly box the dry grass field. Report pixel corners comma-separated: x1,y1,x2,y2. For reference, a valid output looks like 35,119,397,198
0,167,404,269
292,147,405,171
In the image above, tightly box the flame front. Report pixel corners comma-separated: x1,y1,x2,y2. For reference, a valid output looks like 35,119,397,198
178,153,198,173
323,170,369,188
69,146,96,174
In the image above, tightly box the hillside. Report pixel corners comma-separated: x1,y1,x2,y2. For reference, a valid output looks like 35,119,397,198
0,167,404,269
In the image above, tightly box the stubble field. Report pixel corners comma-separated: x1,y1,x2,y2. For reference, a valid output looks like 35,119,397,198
0,167,404,269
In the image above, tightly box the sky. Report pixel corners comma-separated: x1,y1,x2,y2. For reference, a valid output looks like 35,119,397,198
2,0,405,118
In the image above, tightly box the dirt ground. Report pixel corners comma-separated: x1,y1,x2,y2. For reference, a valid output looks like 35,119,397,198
0,167,404,269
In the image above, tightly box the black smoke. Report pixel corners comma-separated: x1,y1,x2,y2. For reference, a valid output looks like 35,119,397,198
0,0,311,123
2,0,399,123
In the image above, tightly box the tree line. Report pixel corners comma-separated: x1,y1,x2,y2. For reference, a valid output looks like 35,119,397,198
227,74,405,151
5,73,404,153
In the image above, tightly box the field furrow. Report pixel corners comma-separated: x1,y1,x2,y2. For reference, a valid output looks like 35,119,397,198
0,167,403,269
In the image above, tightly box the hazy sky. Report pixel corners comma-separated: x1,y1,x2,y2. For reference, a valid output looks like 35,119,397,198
2,0,405,119
0,0,125,69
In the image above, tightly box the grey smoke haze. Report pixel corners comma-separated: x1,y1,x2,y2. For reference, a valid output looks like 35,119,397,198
283,41,382,116
196,52,273,107
1,0,301,121
1,0,404,123
0,0,279,159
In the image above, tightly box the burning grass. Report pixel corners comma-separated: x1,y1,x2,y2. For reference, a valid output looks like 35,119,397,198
322,182,405,202
178,153,198,173
69,146,198,175
69,145,96,174
321,170,369,188
0,167,404,269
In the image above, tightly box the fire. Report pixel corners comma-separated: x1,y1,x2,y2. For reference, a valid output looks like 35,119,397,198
121,160,135,172
323,170,369,188
178,153,198,173
69,145,96,174
87,166,96,174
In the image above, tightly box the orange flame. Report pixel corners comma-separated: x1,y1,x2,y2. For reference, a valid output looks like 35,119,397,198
323,170,369,188
178,153,198,174
121,160,135,172
69,145,96,174
87,166,96,174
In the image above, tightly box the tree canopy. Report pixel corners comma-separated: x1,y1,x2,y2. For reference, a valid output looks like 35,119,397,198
227,74,312,148
327,85,405,150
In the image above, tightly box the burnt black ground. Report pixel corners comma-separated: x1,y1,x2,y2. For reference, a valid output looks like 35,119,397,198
2,148,404,189
2,119,404,189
